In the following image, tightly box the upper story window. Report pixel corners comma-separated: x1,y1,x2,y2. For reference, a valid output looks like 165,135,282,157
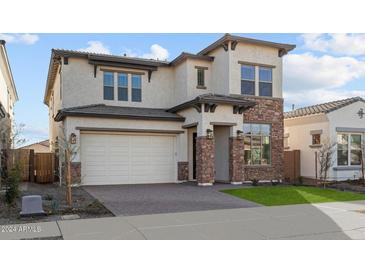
241,65,255,95
312,134,321,145
259,67,272,97
118,73,128,101
131,74,142,102
103,72,114,100
195,66,207,89
243,123,271,165
337,133,362,166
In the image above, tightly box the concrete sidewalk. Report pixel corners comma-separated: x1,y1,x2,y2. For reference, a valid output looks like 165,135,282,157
2,201,365,240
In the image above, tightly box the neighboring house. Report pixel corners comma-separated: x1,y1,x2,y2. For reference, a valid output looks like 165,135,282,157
0,40,18,150
44,34,295,186
284,97,365,181
20,139,50,153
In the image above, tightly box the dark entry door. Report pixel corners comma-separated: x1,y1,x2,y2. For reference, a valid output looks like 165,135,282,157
193,132,197,179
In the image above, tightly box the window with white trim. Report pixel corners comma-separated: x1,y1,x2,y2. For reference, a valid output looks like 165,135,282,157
131,74,142,102
103,72,114,100
259,67,272,96
241,65,255,95
337,133,362,166
118,73,128,101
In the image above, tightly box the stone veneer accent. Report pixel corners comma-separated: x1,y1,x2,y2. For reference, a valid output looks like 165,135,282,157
243,97,284,181
70,162,81,184
196,136,215,185
177,161,189,181
229,137,245,183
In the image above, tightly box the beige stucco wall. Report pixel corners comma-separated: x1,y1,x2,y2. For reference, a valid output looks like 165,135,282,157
0,45,16,124
285,101,365,181
327,101,365,180
230,42,282,98
284,114,330,179
62,58,174,109
48,69,62,151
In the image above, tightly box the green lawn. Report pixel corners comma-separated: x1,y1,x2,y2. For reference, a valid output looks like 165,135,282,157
221,186,365,206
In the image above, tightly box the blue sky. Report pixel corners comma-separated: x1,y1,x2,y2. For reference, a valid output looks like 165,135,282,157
1,33,365,145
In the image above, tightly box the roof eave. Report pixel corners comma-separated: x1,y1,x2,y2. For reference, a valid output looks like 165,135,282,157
197,33,296,56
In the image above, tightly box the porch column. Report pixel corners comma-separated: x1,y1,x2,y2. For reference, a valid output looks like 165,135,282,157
196,136,215,186
229,137,245,184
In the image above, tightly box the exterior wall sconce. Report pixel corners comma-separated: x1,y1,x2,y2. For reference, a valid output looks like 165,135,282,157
206,129,214,139
236,130,244,139
70,133,77,144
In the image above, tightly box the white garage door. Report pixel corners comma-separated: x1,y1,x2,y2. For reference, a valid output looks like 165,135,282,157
80,133,176,185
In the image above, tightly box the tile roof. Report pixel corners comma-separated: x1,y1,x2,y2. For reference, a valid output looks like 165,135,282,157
284,97,365,119
54,104,185,122
168,93,256,113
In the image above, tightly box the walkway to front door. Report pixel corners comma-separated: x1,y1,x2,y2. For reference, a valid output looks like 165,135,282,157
83,182,259,216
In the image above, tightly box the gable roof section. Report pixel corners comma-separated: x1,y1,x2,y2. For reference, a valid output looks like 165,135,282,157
168,93,256,113
0,40,18,102
197,33,296,56
284,97,365,119
54,104,185,122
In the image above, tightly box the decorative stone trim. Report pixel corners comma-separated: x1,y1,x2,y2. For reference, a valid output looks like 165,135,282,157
70,162,81,184
243,97,284,181
229,137,245,183
196,136,215,185
177,162,189,181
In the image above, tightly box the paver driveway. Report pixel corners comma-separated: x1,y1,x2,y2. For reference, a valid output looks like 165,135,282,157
83,183,260,216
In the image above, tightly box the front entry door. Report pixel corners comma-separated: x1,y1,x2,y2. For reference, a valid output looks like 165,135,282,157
192,132,197,180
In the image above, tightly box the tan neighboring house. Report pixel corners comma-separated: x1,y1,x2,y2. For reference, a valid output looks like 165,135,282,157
44,34,295,186
284,97,365,181
20,139,50,153
0,40,18,149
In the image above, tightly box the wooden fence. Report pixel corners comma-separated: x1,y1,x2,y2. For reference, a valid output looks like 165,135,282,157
3,149,55,183
284,150,301,183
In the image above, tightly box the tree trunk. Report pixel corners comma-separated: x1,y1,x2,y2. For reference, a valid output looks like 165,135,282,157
65,150,72,207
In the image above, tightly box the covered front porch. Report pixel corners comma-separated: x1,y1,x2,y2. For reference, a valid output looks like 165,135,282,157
169,93,256,186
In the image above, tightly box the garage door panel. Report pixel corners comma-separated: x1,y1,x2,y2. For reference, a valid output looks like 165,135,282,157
81,133,176,185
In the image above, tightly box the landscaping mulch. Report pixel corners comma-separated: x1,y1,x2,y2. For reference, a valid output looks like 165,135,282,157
328,181,365,194
0,182,113,225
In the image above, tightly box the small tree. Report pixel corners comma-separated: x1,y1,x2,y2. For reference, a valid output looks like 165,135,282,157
317,140,337,188
360,140,365,184
0,120,26,206
54,126,79,207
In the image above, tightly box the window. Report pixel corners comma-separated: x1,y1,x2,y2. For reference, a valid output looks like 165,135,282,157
259,67,272,97
131,74,142,102
103,72,114,100
337,133,362,166
241,65,255,95
312,134,321,145
197,68,205,87
243,123,271,165
118,73,128,101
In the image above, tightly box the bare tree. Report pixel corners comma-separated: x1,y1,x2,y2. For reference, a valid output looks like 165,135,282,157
360,140,365,184
316,139,337,188
54,125,79,207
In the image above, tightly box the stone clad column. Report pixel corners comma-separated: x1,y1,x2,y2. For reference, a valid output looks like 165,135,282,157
196,136,215,186
229,137,244,184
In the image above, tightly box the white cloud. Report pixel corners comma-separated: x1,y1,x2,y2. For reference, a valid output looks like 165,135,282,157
141,44,169,60
302,33,365,56
0,33,39,45
284,53,365,91
78,41,110,54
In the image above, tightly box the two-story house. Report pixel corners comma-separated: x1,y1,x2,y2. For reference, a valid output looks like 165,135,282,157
0,40,18,150
44,34,295,186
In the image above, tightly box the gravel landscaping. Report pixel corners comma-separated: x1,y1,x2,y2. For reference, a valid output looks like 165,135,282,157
0,182,113,225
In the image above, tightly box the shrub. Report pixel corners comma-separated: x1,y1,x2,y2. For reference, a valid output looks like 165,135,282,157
252,179,259,186
271,180,279,186
5,166,21,205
